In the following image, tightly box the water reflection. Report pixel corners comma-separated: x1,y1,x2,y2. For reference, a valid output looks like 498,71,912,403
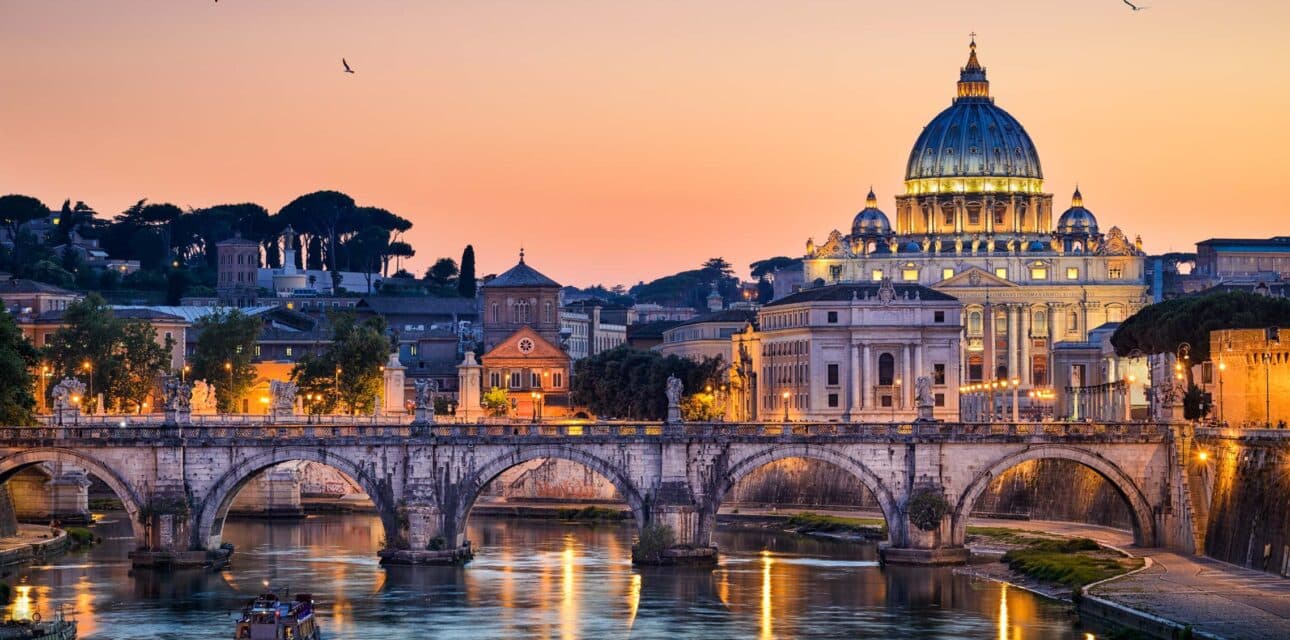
0,513,1101,639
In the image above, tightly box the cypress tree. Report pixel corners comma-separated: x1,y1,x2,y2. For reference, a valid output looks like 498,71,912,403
458,244,477,298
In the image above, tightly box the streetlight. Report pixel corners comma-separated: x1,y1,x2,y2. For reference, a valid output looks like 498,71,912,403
1010,377,1021,422
224,362,233,413
81,361,93,415
892,378,902,422
782,390,790,422
1217,361,1226,425
181,364,190,383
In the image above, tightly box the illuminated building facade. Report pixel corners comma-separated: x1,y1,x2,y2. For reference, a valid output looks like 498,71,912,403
800,39,1148,394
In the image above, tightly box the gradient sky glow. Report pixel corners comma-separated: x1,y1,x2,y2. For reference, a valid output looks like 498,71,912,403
3,1,1289,286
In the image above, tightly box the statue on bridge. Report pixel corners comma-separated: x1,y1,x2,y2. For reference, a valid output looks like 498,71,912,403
51,378,87,424
413,379,437,425
269,380,298,418
191,381,218,415
665,374,683,425
163,377,193,425
915,376,935,422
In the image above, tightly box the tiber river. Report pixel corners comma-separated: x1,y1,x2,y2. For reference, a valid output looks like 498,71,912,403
3,512,1110,639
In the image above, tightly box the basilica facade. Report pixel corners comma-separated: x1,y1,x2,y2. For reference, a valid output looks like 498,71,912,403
799,39,1148,393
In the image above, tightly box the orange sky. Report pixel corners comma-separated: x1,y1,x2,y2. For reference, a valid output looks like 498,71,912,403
3,1,1289,287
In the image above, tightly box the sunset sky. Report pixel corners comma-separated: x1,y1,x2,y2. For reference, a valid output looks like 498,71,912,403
3,1,1289,287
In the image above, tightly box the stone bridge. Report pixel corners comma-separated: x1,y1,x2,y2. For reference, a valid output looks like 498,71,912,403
0,420,1204,566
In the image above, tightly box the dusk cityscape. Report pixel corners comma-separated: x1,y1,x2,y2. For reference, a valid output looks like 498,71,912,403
0,2,1288,639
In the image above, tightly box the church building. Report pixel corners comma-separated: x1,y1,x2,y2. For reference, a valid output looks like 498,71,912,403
798,39,1148,401
478,251,571,418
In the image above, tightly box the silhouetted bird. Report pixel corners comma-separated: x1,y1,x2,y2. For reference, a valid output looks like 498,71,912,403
342,58,355,74
1122,0,1150,10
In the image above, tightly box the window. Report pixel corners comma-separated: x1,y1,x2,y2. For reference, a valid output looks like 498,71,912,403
544,301,553,323
509,371,521,388
285,347,293,357
827,393,839,408
531,372,541,387
490,372,501,388
968,210,980,225
935,393,945,407
829,265,842,281
933,363,946,385
871,269,884,281
995,313,1007,334
934,311,945,323
827,311,838,324
254,345,261,357
968,311,983,335
942,268,955,280
1107,305,1124,323
552,372,563,388
994,210,1005,225
1067,311,1079,332
881,395,893,408
491,303,499,323
1030,267,1047,280
994,267,1008,279
827,363,840,386
164,331,173,342
878,353,895,386
410,344,418,356
1066,267,1079,280
1109,265,1123,280
902,268,918,282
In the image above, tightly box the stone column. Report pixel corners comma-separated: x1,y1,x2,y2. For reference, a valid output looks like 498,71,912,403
383,351,406,415
982,303,995,380
849,343,862,416
1007,305,1019,381
902,344,913,409
1020,306,1032,387
456,352,482,421
862,344,873,411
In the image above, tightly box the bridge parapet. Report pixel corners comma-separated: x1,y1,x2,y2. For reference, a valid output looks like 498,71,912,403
0,421,1169,447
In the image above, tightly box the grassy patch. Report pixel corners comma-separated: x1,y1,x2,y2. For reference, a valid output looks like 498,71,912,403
965,526,1057,546
65,527,96,546
786,512,886,535
1000,537,1142,588
558,506,629,521
88,497,123,511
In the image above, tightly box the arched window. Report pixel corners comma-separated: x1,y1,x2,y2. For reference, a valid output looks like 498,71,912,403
1034,310,1047,335
968,310,983,335
491,303,499,323
878,353,895,386
544,301,553,324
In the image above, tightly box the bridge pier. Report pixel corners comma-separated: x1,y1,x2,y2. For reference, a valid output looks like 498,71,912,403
639,498,717,565
880,490,969,566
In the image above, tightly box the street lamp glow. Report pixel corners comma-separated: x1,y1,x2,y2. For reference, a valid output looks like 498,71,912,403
1198,451,1209,462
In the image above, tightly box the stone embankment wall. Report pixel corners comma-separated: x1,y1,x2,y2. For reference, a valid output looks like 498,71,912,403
487,458,620,501
1196,435,1290,576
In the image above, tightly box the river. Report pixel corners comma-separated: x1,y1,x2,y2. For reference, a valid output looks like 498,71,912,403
3,512,1102,639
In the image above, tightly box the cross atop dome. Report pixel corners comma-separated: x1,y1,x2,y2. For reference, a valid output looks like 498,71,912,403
957,35,989,99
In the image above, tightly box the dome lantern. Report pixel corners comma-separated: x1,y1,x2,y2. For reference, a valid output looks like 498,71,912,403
957,35,990,100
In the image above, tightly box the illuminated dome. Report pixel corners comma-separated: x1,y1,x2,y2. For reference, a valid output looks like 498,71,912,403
1056,187,1099,235
904,39,1043,192
851,189,892,237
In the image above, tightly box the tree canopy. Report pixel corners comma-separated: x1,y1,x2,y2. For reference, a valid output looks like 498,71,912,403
292,313,390,415
570,346,724,420
189,308,262,413
1110,291,1290,362
0,309,39,425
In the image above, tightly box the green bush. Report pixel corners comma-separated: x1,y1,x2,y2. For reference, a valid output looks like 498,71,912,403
632,524,676,564
427,536,447,551
1001,547,1127,587
907,487,950,531
66,527,95,546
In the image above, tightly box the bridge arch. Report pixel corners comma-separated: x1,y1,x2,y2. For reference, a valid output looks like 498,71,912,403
450,445,648,543
952,445,1156,547
0,448,146,546
194,447,399,551
704,444,901,545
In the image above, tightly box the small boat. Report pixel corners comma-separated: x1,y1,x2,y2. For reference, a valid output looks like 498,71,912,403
0,611,76,640
234,592,320,640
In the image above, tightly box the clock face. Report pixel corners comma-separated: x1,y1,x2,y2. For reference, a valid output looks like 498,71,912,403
517,337,535,354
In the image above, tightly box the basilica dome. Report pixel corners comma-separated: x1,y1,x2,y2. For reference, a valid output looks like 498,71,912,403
904,40,1043,185
851,189,892,237
1056,188,1099,234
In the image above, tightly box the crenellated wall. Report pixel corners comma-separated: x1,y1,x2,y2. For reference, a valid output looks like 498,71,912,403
1194,430,1290,576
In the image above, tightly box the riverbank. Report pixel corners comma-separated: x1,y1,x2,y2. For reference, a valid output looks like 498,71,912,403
0,524,68,567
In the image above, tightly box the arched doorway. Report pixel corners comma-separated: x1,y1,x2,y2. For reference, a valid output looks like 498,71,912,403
450,446,648,550
194,448,397,552
952,446,1155,547
0,449,146,549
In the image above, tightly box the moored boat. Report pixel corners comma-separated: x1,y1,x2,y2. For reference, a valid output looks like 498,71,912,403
0,612,76,640
234,591,320,640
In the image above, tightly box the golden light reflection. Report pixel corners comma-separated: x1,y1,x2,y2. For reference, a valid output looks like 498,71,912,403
11,585,33,621
626,573,641,630
74,575,97,637
718,568,730,605
998,583,1008,640
760,550,774,640
561,538,577,640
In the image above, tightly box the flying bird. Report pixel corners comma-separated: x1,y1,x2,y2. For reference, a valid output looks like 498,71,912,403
1122,0,1150,10
342,58,355,74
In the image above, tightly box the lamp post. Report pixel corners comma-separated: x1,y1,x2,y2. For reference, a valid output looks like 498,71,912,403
893,378,902,422
81,361,93,415
1216,362,1226,425
38,364,49,413
782,390,790,422
181,364,190,384
224,361,233,413
1010,377,1021,422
